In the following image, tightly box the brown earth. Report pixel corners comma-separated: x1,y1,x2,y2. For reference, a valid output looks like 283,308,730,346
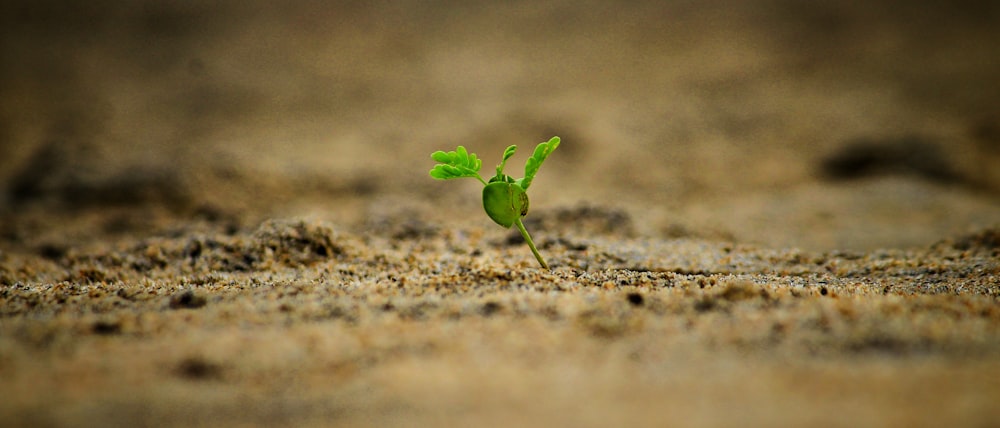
2,1,999,427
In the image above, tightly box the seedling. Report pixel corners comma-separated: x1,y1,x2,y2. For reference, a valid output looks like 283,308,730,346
429,136,560,269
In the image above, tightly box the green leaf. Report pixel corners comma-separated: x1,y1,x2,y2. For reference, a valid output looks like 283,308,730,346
517,136,560,190
502,145,517,163
491,145,517,182
431,151,451,163
429,145,484,182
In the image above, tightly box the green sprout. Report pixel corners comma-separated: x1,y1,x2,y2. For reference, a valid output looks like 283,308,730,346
429,136,560,269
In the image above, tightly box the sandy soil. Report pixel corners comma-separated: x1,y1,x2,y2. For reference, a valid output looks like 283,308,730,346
2,1,1000,427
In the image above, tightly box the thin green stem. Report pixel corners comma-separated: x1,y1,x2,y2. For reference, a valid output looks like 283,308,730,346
475,175,488,186
514,218,549,269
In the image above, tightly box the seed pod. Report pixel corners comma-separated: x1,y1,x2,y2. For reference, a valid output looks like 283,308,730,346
482,181,529,228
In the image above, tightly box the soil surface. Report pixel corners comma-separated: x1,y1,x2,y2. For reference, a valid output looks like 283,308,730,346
2,1,999,427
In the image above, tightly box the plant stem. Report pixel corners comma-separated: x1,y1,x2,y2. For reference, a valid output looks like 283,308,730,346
514,218,549,269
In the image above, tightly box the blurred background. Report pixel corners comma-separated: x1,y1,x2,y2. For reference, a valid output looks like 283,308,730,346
2,0,999,251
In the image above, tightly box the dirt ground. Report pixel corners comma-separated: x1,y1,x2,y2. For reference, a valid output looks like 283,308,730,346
2,1,1000,427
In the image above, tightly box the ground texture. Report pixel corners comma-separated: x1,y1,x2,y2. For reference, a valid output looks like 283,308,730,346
2,1,999,427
